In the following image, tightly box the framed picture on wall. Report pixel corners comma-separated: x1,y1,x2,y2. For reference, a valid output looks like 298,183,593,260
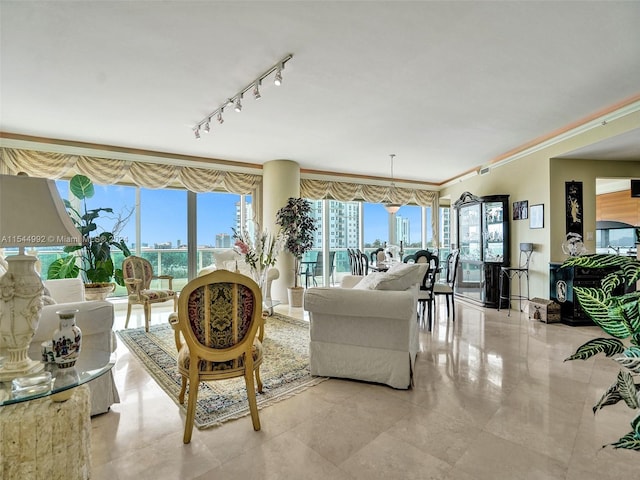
513,200,528,220
530,204,544,229
565,181,583,237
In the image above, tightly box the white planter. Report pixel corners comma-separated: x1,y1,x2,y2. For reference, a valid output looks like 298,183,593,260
287,287,304,308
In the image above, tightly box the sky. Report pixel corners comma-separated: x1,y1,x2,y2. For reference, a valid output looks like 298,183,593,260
56,181,430,248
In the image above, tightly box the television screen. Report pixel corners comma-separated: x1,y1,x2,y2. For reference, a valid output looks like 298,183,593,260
631,179,640,197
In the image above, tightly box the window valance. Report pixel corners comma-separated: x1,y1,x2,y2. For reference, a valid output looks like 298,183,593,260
0,148,260,194
300,178,438,208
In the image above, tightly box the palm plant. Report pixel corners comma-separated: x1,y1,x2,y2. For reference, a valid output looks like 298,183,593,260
562,253,640,450
275,198,317,288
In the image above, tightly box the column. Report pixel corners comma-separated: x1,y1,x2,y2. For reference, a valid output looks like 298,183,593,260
262,160,300,304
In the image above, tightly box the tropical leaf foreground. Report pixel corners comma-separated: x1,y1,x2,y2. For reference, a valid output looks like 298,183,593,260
562,254,640,450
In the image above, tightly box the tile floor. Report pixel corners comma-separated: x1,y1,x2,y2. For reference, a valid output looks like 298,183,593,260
91,299,640,479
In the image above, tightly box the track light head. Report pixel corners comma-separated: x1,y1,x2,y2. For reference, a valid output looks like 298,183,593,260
274,66,283,86
194,127,201,139
203,119,211,133
253,81,261,100
217,109,224,124
234,95,243,112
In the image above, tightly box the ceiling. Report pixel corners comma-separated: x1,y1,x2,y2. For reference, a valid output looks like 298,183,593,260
1,1,639,186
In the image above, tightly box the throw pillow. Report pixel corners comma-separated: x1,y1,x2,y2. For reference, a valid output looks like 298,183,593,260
374,262,428,291
352,272,385,290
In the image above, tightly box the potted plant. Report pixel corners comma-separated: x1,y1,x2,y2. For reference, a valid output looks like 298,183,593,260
562,253,640,450
276,197,317,307
47,174,132,299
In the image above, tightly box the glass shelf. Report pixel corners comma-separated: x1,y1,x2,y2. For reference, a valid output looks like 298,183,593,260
0,344,115,406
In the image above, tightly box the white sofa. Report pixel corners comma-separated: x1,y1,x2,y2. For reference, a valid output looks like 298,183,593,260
33,278,120,416
304,267,423,389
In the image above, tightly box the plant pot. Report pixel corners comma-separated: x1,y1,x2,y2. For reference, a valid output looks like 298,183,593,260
84,282,115,301
287,286,304,308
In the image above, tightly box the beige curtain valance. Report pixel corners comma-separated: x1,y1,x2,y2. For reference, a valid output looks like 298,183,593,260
300,178,437,208
0,148,260,194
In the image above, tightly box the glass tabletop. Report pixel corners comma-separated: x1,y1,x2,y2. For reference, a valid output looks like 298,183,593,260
0,343,115,406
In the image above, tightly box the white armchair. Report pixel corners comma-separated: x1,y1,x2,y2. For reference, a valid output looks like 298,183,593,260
304,267,422,389
33,278,120,415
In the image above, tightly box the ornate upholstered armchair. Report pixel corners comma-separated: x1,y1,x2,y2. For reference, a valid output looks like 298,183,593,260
168,270,264,443
122,255,176,332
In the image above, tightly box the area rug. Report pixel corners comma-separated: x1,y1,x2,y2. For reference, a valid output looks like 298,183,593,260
116,312,327,429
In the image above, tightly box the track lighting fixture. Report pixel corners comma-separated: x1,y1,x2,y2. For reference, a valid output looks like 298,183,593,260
192,53,293,138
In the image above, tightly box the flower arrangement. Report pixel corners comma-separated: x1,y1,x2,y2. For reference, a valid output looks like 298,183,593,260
232,224,285,283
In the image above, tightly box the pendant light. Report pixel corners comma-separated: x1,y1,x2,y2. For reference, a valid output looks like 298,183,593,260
384,154,401,214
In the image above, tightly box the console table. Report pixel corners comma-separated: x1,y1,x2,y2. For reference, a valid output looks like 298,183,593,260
0,346,115,479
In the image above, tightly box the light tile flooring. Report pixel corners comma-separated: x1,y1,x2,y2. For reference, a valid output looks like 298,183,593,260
91,299,640,479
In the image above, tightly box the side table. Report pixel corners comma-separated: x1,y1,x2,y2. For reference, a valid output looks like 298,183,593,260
0,384,91,480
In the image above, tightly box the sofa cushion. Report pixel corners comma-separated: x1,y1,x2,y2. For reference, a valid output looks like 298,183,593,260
353,263,427,291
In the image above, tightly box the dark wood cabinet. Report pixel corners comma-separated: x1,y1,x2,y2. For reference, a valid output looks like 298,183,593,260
549,262,622,326
454,192,510,308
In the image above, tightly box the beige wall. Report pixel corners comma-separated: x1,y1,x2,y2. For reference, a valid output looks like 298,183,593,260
440,109,640,300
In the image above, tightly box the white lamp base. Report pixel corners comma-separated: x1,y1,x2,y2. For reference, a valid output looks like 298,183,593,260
0,254,45,382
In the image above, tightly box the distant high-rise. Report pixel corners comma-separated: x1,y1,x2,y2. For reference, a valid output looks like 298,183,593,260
310,200,360,249
216,233,232,248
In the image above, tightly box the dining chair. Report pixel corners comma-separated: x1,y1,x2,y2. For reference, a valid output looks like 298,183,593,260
356,249,369,276
370,247,384,264
168,269,264,443
434,249,460,321
415,251,439,331
122,255,176,332
304,251,336,287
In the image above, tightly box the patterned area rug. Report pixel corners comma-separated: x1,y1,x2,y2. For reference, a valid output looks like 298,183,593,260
117,312,327,429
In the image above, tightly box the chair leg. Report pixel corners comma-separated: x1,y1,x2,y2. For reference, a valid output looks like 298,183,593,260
125,303,132,329
144,302,151,332
255,366,263,393
178,376,187,404
450,294,455,322
183,372,199,444
244,367,261,431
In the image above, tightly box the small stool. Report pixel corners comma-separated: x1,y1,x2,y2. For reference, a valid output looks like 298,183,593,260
498,243,534,316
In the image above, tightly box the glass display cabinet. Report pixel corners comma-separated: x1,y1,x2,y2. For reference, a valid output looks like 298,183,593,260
454,192,510,308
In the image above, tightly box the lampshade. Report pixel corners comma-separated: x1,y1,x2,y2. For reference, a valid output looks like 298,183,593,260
0,174,81,248
0,174,81,381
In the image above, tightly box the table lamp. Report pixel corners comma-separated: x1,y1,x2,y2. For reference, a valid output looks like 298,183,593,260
0,173,82,381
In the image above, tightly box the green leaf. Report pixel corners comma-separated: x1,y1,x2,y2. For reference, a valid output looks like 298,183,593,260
565,337,625,361
574,287,632,338
617,370,640,409
593,383,623,413
69,174,94,199
608,432,640,450
614,347,640,374
47,256,79,280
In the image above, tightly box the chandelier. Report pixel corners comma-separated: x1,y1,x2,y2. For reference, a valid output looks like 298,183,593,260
384,154,402,214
